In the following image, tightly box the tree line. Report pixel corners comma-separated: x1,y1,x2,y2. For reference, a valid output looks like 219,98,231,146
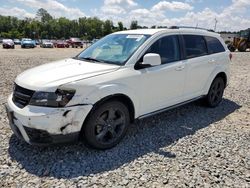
0,8,140,40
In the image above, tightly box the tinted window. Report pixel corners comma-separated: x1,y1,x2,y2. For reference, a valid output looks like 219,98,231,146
146,35,180,64
205,36,225,54
183,35,207,58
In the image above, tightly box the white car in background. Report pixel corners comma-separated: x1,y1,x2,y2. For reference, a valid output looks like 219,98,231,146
40,40,54,48
2,39,15,49
6,27,231,149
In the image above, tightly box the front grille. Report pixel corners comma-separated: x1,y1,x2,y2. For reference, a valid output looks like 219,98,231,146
12,84,35,108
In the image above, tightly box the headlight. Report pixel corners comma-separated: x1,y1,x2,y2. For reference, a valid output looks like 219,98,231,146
29,88,75,107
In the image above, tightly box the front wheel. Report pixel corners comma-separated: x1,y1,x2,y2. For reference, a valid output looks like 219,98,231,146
205,77,225,107
82,101,130,149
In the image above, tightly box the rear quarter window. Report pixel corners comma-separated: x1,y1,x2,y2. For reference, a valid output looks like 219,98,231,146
205,36,225,54
183,35,208,59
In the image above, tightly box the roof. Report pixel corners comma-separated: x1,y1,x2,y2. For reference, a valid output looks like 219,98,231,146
114,28,219,37
115,29,166,35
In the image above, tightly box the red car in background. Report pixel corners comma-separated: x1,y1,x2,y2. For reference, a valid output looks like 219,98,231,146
67,38,83,48
54,40,69,48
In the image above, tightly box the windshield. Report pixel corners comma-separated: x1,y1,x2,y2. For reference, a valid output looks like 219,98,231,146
76,34,150,65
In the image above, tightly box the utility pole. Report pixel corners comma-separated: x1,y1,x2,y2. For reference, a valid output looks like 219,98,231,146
214,18,218,32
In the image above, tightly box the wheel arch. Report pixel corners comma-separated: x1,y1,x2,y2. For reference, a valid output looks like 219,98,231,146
92,94,135,122
203,70,228,95
81,93,135,133
215,72,227,87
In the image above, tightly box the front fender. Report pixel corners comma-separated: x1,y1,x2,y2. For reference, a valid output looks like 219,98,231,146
80,83,140,117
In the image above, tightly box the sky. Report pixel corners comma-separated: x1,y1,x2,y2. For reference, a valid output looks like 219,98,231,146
0,0,250,31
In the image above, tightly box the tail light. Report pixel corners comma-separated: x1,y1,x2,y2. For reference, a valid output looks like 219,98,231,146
229,53,232,61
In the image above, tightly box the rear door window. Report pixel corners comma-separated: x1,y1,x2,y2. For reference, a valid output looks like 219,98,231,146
205,36,225,54
183,35,208,59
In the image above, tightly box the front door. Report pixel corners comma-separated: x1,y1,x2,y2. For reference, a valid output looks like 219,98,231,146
137,35,186,115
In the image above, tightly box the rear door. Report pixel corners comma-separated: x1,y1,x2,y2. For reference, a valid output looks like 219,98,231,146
181,35,213,100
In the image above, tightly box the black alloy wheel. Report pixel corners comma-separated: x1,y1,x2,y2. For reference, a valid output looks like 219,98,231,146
205,77,225,107
83,100,130,149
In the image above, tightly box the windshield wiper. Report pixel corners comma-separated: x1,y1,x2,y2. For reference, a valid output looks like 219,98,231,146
73,56,120,65
76,57,105,63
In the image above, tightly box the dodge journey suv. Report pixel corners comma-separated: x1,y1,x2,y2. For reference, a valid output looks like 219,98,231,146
6,27,231,149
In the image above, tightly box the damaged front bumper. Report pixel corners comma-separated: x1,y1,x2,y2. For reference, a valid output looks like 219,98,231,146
5,95,92,145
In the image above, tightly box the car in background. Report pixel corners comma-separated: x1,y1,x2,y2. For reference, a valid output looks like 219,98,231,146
54,40,69,48
67,37,83,48
40,40,53,48
14,39,21,45
2,39,15,49
21,38,36,48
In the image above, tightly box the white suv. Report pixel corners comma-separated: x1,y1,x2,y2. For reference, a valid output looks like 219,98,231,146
6,28,231,149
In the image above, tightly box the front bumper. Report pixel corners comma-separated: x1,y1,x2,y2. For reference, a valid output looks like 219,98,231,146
3,44,14,48
6,94,92,145
22,44,35,48
42,44,53,48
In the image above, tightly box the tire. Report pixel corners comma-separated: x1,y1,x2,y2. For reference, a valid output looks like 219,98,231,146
205,77,225,107
82,100,130,149
238,42,247,52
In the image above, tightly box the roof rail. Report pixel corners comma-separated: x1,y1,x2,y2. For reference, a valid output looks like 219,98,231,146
169,26,214,32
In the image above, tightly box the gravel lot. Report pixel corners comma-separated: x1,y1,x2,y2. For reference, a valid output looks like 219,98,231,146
0,47,249,187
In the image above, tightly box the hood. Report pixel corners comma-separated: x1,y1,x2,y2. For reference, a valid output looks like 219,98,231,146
15,58,120,91
3,40,14,45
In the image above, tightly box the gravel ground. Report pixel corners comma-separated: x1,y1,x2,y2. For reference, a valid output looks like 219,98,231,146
0,47,249,187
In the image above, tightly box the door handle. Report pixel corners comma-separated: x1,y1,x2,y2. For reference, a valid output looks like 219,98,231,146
208,59,215,63
175,65,185,71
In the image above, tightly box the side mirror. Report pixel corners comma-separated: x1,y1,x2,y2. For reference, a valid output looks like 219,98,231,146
142,53,161,67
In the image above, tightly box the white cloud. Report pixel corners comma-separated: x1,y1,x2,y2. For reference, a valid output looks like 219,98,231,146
151,1,193,12
16,0,85,19
185,0,203,3
0,7,34,18
104,0,137,7
101,5,126,15
96,0,250,31
100,0,137,15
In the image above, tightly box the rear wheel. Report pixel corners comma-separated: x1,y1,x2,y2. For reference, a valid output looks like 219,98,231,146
205,77,225,107
83,100,130,149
